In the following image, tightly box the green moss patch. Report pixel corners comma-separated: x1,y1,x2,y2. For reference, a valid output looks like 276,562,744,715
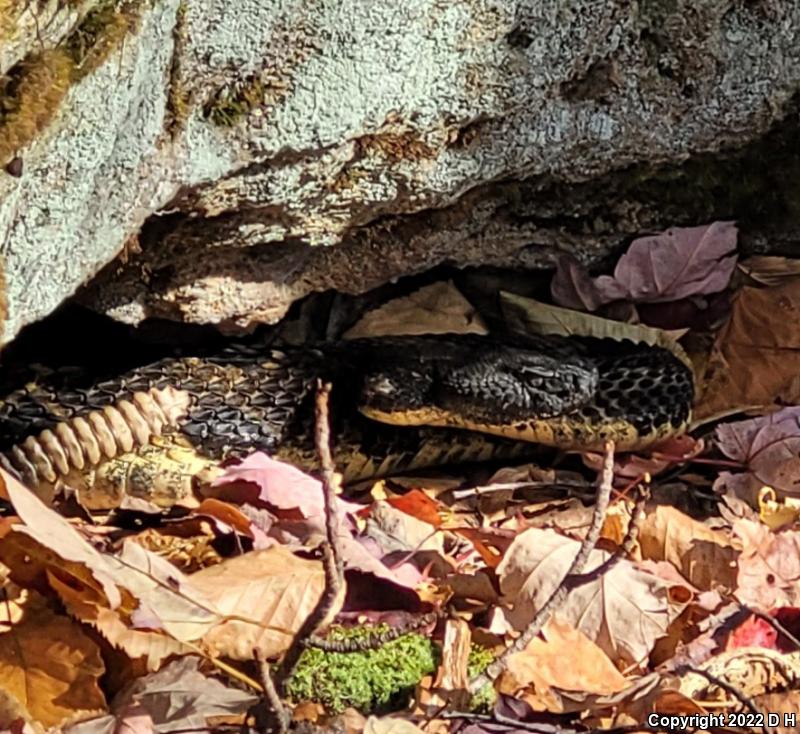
66,0,141,82
204,74,266,127
0,1,146,164
286,626,438,714
0,48,73,164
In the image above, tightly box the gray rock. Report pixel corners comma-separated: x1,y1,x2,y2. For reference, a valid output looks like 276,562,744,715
1,0,798,341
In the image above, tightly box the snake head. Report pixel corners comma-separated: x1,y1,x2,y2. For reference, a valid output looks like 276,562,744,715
357,340,598,430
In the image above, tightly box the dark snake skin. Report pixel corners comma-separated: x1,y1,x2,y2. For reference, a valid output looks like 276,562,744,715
0,334,694,503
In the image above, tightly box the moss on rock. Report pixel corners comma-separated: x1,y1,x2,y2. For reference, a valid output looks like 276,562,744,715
0,48,74,165
0,0,145,164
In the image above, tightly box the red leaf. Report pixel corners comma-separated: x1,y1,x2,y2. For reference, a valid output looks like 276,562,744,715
726,614,778,651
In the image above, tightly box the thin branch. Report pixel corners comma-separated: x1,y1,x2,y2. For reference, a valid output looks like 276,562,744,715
468,440,616,694
674,665,774,734
275,381,346,690
565,479,649,590
315,380,344,581
450,478,591,500
250,648,289,734
305,611,440,652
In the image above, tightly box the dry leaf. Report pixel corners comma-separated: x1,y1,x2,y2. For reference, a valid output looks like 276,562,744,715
0,598,105,727
1,470,121,608
48,572,191,672
500,292,689,358
638,505,738,590
365,501,443,553
344,281,487,339
65,656,257,734
191,545,336,659
738,255,800,287
714,407,800,501
378,489,445,528
498,617,628,713
734,519,800,608
552,222,737,310
498,527,679,664
0,477,222,647
696,280,800,419
107,540,221,642
363,716,425,734
209,453,360,522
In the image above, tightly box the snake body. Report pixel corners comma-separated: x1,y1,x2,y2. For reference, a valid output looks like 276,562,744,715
0,334,693,508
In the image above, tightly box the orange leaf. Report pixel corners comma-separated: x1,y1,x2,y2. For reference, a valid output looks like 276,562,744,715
384,489,444,527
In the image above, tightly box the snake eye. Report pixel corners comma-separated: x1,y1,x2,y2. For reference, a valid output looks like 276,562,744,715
359,368,435,415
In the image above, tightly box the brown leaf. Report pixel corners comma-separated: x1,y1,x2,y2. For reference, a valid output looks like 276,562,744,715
365,501,443,553
191,545,336,659
696,280,800,419
497,617,628,713
64,656,257,734
1,469,121,608
738,255,800,287
0,597,106,727
552,222,738,309
344,281,487,339
363,716,425,734
48,572,191,672
498,527,679,664
500,292,689,351
0,478,222,646
638,505,738,590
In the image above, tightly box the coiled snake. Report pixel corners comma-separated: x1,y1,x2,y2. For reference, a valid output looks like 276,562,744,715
0,333,694,509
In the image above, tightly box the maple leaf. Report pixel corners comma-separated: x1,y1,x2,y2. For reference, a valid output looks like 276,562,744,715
714,407,800,500
734,518,800,609
552,221,738,310
498,527,682,665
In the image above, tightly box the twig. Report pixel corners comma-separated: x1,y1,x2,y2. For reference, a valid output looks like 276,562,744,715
468,440,617,694
305,611,440,652
564,478,649,591
250,648,289,734
275,381,346,690
450,479,591,500
674,665,774,734
315,381,344,581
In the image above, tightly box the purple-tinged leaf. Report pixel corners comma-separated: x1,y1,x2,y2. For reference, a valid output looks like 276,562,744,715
714,407,800,499
552,222,738,310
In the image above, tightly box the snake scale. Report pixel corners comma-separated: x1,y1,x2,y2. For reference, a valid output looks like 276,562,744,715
0,333,694,509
